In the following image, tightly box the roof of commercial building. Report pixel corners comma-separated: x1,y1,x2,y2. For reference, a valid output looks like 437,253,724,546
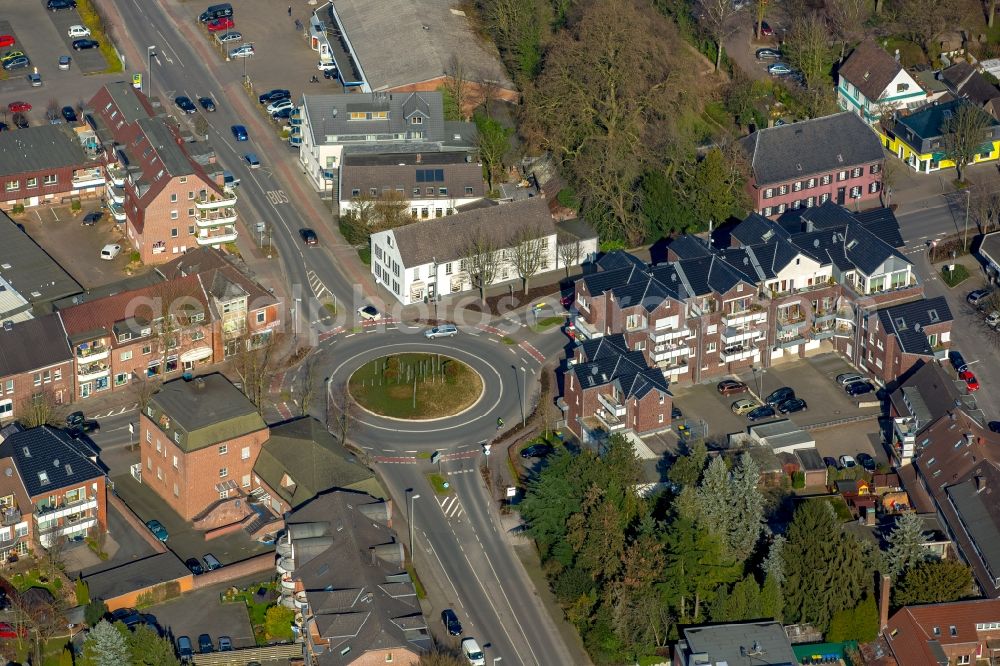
0,213,81,313
838,41,908,102
301,92,449,147
82,551,191,602
678,621,797,665
896,98,1000,142
386,196,557,266
0,124,96,176
148,374,266,451
572,334,671,400
885,599,1000,665
321,0,512,93
0,314,70,377
0,426,104,498
340,152,484,203
738,112,885,186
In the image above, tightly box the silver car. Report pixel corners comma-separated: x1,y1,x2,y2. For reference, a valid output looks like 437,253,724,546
424,324,458,339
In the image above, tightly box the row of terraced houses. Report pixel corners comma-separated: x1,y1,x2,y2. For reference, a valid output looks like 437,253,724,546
563,202,953,441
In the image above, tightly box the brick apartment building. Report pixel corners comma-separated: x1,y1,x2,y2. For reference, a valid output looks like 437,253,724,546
883,599,1000,663
0,315,74,423
87,82,238,264
139,374,268,521
738,112,886,217
568,203,950,440
0,424,107,554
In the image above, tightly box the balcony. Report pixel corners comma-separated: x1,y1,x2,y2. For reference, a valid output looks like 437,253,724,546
661,359,688,376
106,164,127,187
595,409,626,432
196,227,238,245
651,344,689,363
109,201,126,222
722,309,767,327
76,344,109,362
34,498,98,525
573,315,602,341
106,183,125,204
1,507,20,526
652,328,689,344
195,191,238,210
597,392,627,417
813,311,836,324
72,169,105,189
776,336,807,349
196,206,238,227
722,326,764,345
812,329,835,341
77,362,110,382
722,346,759,363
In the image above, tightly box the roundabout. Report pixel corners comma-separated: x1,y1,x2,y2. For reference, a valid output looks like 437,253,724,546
348,353,484,420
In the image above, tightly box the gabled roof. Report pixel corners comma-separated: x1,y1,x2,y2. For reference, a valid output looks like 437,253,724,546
572,334,670,399
731,212,789,246
0,426,104,498
156,248,276,312
941,62,1000,106
667,235,714,260
889,360,965,428
0,314,70,377
738,112,884,186
886,599,1000,665
876,296,952,356
838,41,907,102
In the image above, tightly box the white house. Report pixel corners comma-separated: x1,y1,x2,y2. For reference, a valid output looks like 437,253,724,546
370,197,598,305
294,91,475,192
837,41,927,124
338,152,485,218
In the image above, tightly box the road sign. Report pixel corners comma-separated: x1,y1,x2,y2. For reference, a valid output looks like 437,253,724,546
483,443,491,456
506,487,517,498
128,423,134,435
430,451,440,465
132,73,142,89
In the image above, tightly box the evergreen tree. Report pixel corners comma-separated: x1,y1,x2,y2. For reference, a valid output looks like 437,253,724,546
712,575,761,621
729,453,765,561
520,451,589,563
695,456,733,540
763,535,786,584
759,572,784,621
827,594,879,642
663,514,742,623
894,559,974,606
884,512,931,577
667,439,708,488
80,620,131,666
128,624,180,665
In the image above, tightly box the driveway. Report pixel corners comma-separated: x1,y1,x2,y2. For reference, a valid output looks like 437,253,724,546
146,574,262,651
66,500,159,578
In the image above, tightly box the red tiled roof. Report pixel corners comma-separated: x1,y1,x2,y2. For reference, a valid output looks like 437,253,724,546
158,248,277,309
885,599,1000,664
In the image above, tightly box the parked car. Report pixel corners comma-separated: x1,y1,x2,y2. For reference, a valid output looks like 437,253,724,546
986,311,1000,329
823,456,838,468
82,211,103,226
203,553,222,570
768,62,793,76
7,101,30,114
298,228,318,246
216,31,242,43
778,398,807,414
857,452,877,472
839,455,857,469
218,636,232,651
441,609,462,636
836,372,864,386
111,607,143,627
58,55,71,70
846,381,874,397
272,107,293,120
968,288,993,308
317,60,336,71
461,638,486,666
765,386,795,406
229,44,254,59
47,0,77,10
267,99,293,115
950,350,968,372
243,152,260,169
197,634,213,653
520,443,554,459
231,124,248,141
174,96,197,114
100,243,121,260
425,325,458,339
759,20,774,36
990,421,1000,433
61,106,77,122
198,96,216,112
206,17,235,32
72,39,100,50
0,36,14,49
185,558,204,575
756,48,782,60
960,369,980,392
11,113,28,129
145,519,168,541
357,305,381,321
258,89,290,105
717,379,749,396
0,623,25,639
2,56,29,71
176,635,193,661
672,406,683,419
747,405,776,422
731,398,759,415
66,411,99,434
67,25,91,38
26,73,41,87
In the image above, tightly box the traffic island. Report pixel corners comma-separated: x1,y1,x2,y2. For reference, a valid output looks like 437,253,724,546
348,353,483,420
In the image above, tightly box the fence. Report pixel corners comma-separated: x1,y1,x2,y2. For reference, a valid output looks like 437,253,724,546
191,642,303,665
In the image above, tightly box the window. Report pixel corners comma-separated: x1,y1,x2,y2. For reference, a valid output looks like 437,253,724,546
170,193,177,203
172,455,178,469
120,350,133,361
806,178,816,188
706,342,717,353
4,381,11,393
173,483,179,497
445,262,453,275
821,174,831,185
779,184,788,195
838,170,847,181
241,446,250,460
957,656,970,665
146,430,152,443
806,197,815,207
142,344,152,355
219,468,228,478
869,182,880,194
851,167,863,177
764,188,774,199
411,115,423,124
370,188,378,196
762,207,772,217
792,181,802,192
850,186,862,198
465,186,474,195
4,182,18,192
242,474,251,487
219,445,228,455
114,373,129,386
43,174,57,185
25,177,36,188
33,374,40,387
256,311,266,324
820,193,830,204
180,176,187,184
54,369,61,381
0,400,10,418
170,227,178,237
870,163,881,174
190,330,205,341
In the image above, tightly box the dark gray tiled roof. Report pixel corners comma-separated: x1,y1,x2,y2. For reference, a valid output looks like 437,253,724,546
597,251,647,272
738,112,884,186
877,296,952,356
667,235,714,260
838,41,906,102
148,374,265,448
0,426,104,498
853,207,906,248
946,468,1000,582
731,212,789,246
0,314,70,377
302,92,448,147
340,152,484,203
0,213,81,311
679,621,796,665
0,124,95,176
889,360,963,426
572,334,670,400
135,117,194,177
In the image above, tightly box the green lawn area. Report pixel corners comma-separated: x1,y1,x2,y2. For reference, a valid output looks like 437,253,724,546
221,580,279,646
941,264,970,288
427,473,452,494
11,569,62,596
358,246,371,265
881,37,927,67
16,638,71,666
405,564,427,599
349,353,483,419
530,315,564,333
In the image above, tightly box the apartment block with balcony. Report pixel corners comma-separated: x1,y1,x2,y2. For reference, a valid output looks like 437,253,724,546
0,315,73,423
0,425,106,552
87,82,236,264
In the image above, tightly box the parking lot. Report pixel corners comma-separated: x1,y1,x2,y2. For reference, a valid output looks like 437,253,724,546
146,573,261,652
65,501,160,578
19,203,136,289
670,353,882,443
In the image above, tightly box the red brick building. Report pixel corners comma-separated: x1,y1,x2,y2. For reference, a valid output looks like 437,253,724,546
0,124,105,211
139,374,268,521
884,599,1000,664
0,315,73,423
87,82,238,264
738,112,886,217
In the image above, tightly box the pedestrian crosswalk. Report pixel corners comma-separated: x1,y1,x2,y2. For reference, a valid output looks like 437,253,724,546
438,495,464,520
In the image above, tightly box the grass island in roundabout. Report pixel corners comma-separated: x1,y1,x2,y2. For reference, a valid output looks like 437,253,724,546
348,353,484,420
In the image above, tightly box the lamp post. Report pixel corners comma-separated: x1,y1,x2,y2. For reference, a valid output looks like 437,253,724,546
408,493,421,555
242,43,252,86
293,297,302,340
964,186,971,252
324,376,332,431
520,366,527,428
146,46,156,96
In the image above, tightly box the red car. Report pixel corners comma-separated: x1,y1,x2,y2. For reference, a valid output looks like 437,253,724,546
206,17,234,32
560,294,574,308
960,369,980,392
0,622,25,639
0,36,14,49
7,101,30,114
760,21,774,36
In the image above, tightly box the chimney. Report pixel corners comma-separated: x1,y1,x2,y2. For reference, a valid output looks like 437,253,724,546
194,377,205,390
977,475,987,493
879,574,891,631
415,153,422,164
1,321,11,332
894,48,901,62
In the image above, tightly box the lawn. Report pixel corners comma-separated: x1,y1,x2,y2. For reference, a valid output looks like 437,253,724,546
941,264,970,288
221,580,280,646
427,473,452,495
530,315,564,333
11,569,63,596
881,37,927,67
349,353,483,419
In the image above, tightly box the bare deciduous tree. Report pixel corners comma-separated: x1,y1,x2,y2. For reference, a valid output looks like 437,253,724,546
463,230,502,303
782,13,835,90
944,102,993,182
12,589,66,666
131,372,159,413
229,333,278,413
510,226,548,294
700,0,745,71
557,233,582,278
297,354,319,417
17,391,58,428
445,55,471,119
477,70,504,118
329,381,354,445
825,0,872,58
341,191,412,245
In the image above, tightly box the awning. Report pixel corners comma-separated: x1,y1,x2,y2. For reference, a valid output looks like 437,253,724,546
180,347,213,363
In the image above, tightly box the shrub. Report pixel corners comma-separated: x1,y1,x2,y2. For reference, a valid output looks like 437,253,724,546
70,200,82,212
11,204,24,215
791,471,805,489
84,598,108,626
75,577,90,605
264,605,295,642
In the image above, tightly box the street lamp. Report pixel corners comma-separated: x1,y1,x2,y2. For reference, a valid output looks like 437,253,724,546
146,46,156,96
324,376,332,430
293,297,302,340
520,366,527,428
408,493,421,555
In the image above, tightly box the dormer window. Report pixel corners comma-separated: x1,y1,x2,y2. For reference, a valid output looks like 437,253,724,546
897,83,909,93
411,116,423,125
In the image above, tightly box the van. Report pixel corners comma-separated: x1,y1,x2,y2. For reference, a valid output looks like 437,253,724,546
203,553,222,570
223,170,239,189
198,3,232,23
100,244,121,261
461,638,485,666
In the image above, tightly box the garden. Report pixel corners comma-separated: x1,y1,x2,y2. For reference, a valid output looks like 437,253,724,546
221,579,294,645
348,353,483,419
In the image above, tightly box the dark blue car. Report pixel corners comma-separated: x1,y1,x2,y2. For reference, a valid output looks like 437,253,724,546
231,124,248,141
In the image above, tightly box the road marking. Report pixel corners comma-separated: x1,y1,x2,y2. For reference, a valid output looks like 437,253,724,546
265,190,289,205
419,530,465,611
438,495,465,519
306,270,329,299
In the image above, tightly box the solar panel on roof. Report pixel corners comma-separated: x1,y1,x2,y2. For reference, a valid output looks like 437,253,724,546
434,169,444,181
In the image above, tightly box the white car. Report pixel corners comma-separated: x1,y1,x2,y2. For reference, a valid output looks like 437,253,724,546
424,325,458,339
317,60,336,71
266,99,293,115
357,305,381,321
229,44,254,59
67,25,91,38
100,244,121,260
461,638,485,666
839,455,857,470
215,31,242,43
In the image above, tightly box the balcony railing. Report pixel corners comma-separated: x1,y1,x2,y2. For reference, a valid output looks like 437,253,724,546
597,392,626,417
34,497,97,523
1,507,20,526
573,315,602,340
196,229,238,245
721,310,767,327
595,410,626,432
722,347,759,363
106,165,127,187
195,191,238,209
109,202,126,222
196,207,238,226
72,170,105,188
76,345,109,361
722,326,764,344
776,336,807,349
77,362,109,381
106,183,125,204
652,328,689,344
